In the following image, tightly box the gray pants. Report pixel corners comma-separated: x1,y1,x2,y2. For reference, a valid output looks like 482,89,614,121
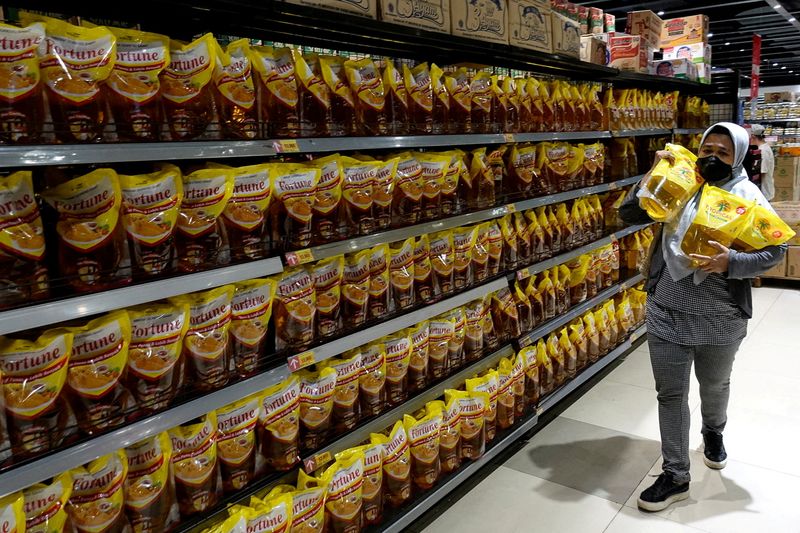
648,334,741,483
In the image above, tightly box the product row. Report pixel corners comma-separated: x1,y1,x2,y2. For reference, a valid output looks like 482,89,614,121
0,286,646,533
0,222,647,469
0,145,610,309
1,12,704,145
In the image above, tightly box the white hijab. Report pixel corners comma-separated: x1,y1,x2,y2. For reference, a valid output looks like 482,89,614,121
661,122,773,284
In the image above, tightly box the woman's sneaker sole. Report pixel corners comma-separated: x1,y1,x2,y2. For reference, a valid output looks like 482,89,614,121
637,489,689,512
703,456,727,469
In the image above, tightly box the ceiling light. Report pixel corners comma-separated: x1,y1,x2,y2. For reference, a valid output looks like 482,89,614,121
774,4,782,9
782,66,787,69
725,41,731,45
790,17,797,22
773,62,779,66
708,33,714,38
740,49,745,52
657,10,664,16
791,71,795,73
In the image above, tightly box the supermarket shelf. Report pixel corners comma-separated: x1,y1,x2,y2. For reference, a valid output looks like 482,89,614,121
673,128,707,135
301,344,516,472
513,223,653,281
0,364,290,498
538,324,648,415
289,175,645,264
517,273,646,349
378,330,644,533
514,131,613,142
0,140,279,167
0,257,284,336
287,277,510,371
744,118,800,123
611,129,672,137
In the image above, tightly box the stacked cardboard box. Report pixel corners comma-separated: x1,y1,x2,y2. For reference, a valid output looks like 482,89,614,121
626,10,662,47
509,0,552,52
581,35,608,65
609,34,655,72
451,0,509,44
282,0,378,18
649,58,698,80
380,0,451,33
662,42,712,84
660,15,711,83
773,157,800,202
552,11,580,58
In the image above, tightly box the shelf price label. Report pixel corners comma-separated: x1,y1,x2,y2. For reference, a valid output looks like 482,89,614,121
288,350,315,372
273,139,300,153
503,133,515,142
506,203,517,214
516,269,531,281
304,450,332,472
518,335,533,348
285,249,315,266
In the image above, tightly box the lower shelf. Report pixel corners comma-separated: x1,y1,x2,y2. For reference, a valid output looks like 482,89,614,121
374,324,648,533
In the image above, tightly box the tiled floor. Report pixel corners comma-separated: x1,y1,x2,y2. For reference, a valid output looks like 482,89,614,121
421,286,800,533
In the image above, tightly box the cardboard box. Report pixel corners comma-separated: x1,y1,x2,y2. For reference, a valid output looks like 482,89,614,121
773,187,800,202
773,156,799,189
609,34,655,73
626,10,663,48
509,0,552,53
662,42,711,64
660,14,709,47
281,0,377,18
605,13,615,32
786,246,800,278
761,254,787,278
772,201,800,246
380,0,451,33
551,12,580,58
578,5,589,34
589,7,604,34
581,35,608,65
451,0,509,44
765,92,799,103
649,58,698,80
695,62,711,84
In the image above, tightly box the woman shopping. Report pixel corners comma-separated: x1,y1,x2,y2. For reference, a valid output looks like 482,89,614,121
619,122,787,512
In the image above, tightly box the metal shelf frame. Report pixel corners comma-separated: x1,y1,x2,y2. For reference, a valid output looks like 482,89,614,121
377,325,647,533
291,175,645,264
673,128,708,135
0,256,285,336
611,129,673,137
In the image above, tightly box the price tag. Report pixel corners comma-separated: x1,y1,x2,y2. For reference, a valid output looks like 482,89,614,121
287,350,315,372
516,269,531,281
506,203,517,214
273,139,300,153
518,335,533,348
285,249,315,266
536,407,544,416
503,133,515,142
304,450,332,472
608,181,620,190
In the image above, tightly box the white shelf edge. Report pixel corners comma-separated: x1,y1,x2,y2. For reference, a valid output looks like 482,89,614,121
301,344,516,471
0,364,291,498
0,257,285,336
299,175,645,264
378,326,646,533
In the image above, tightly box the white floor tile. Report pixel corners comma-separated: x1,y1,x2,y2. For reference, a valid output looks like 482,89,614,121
421,466,622,533
748,287,783,329
742,290,800,348
732,340,800,381
624,452,800,533
604,506,711,533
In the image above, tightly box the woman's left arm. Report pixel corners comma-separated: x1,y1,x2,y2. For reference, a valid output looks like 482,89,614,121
728,244,788,279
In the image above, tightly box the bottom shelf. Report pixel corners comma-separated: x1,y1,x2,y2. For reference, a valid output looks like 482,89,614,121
375,324,648,533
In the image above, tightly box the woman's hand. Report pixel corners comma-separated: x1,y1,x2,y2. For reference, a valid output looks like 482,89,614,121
652,150,676,168
690,241,730,274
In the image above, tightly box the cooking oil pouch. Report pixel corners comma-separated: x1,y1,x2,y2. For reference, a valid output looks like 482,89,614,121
445,307,466,371
0,329,76,457
416,152,449,221
212,38,258,139
320,55,356,137
583,311,601,362
446,389,488,461
546,332,565,387
298,366,336,453
733,203,795,251
249,46,298,138
486,221,503,275
604,300,620,346
360,342,387,418
213,510,246,533
0,492,24,533
215,162,272,261
344,57,384,136
274,266,316,351
271,163,320,250
444,68,471,133
370,156,398,230
496,357,517,430
472,222,490,283
404,63,433,134
569,318,589,370
258,375,300,473
526,275,545,327
413,235,434,304
637,143,702,222
23,472,72,533
520,345,540,409
407,322,430,394
428,316,455,381
538,270,556,320
532,339,552,396
383,59,409,135
291,470,328,533
169,413,220,517
308,154,344,245
0,22,45,144
466,371,499,442
558,327,577,379
499,214,518,272
124,433,179,532
513,281,532,333
429,397,461,474
556,202,574,250
384,331,412,407
320,352,362,435
436,151,461,215
429,231,455,297
568,254,590,306
371,421,411,508
452,226,477,290
343,251,370,330
616,295,635,337
430,64,449,134
369,244,391,319
392,153,424,226
293,52,330,137
490,287,521,342
216,394,259,494
322,447,364,533
389,237,416,311
681,186,756,263
468,147,495,208
61,311,134,435
234,492,293,533
340,156,380,236
594,307,611,355
67,450,131,533
351,442,384,526
231,278,276,378
547,206,563,253
403,406,442,491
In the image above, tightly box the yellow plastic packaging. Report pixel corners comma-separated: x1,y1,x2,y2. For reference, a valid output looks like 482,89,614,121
465,371,499,442
638,143,702,222
0,492,24,533
733,204,796,251
681,186,756,263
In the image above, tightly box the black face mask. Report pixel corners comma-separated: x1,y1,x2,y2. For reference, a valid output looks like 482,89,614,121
697,155,733,183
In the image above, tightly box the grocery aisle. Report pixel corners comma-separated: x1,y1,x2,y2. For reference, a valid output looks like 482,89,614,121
419,285,800,533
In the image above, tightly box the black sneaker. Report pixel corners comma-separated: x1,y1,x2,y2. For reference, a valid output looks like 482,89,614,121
637,472,689,512
703,431,727,469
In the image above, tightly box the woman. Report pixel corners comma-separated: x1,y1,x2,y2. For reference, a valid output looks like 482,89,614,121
619,123,786,512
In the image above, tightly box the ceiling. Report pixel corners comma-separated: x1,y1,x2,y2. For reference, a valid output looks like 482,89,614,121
579,0,800,89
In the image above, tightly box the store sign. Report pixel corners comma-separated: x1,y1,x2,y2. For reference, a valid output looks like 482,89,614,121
751,34,762,100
